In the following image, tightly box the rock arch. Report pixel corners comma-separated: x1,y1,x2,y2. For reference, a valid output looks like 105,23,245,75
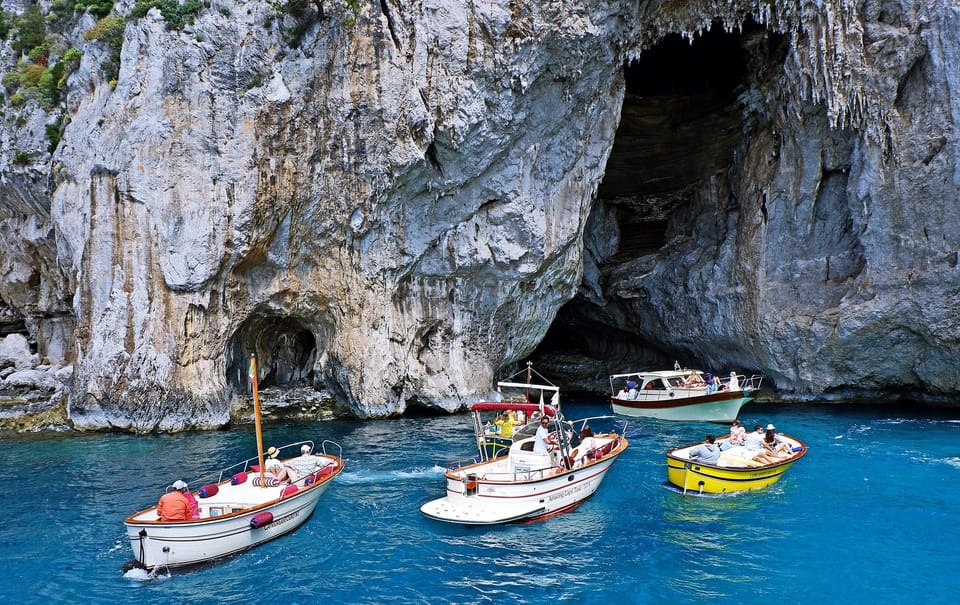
226,314,318,394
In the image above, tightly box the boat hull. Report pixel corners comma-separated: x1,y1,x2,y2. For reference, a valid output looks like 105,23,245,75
124,455,342,570
611,391,753,423
665,434,807,495
666,457,798,494
421,436,628,525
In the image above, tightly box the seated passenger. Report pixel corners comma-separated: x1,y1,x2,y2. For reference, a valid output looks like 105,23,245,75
764,424,793,457
704,372,718,393
683,372,705,388
157,480,191,521
729,419,746,446
264,446,292,483
286,444,329,480
626,380,639,400
743,425,781,464
687,435,721,465
183,489,200,519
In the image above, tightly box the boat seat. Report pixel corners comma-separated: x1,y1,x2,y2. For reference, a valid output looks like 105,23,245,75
718,453,762,467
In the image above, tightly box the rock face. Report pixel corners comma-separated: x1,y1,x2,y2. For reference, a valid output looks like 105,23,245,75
0,0,958,431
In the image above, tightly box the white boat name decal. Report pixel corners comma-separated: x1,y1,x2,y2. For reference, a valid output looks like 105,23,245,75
548,483,587,502
264,510,299,529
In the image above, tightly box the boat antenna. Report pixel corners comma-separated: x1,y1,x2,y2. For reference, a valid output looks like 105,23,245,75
525,361,532,403
250,353,266,488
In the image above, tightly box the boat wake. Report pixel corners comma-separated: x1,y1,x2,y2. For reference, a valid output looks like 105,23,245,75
122,565,170,582
942,456,960,470
336,466,447,484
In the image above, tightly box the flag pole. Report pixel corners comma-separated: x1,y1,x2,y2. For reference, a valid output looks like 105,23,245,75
250,353,266,487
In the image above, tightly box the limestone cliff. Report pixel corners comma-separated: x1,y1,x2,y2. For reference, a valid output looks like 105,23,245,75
0,0,957,432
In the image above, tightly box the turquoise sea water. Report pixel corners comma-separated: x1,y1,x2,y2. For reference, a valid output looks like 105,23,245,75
1,399,958,604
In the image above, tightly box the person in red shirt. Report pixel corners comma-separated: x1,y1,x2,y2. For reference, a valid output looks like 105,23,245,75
157,480,191,521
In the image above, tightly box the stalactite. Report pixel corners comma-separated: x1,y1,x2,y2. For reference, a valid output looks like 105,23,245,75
633,0,887,142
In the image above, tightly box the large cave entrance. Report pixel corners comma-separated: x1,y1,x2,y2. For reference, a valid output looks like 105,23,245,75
529,20,787,389
226,314,318,394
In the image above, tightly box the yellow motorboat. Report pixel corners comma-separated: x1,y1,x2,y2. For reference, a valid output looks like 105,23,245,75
665,433,807,495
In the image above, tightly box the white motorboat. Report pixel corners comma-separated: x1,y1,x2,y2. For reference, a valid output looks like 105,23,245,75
123,355,344,570
609,366,763,422
421,372,629,525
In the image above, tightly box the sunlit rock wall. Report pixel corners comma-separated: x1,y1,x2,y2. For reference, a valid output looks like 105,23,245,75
47,1,624,429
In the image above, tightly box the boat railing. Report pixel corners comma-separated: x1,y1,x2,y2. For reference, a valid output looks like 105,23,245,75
721,374,763,392
318,439,342,460
185,440,342,487
571,415,628,438
474,466,557,482
446,455,484,471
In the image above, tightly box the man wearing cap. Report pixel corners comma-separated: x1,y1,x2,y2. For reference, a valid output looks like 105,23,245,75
157,480,191,521
704,372,718,394
286,444,329,481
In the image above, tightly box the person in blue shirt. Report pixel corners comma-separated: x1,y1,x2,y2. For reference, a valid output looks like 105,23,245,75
704,373,718,393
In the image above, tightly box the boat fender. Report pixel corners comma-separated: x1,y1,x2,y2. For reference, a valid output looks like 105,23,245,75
231,472,248,485
792,445,803,452
198,483,220,498
250,512,274,528
282,484,298,497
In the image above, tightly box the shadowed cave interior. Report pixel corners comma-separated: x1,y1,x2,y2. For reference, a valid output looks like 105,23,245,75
227,315,318,394
528,20,787,387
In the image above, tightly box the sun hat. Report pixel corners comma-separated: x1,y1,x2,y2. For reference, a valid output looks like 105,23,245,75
766,423,776,430
267,446,280,458
172,479,188,490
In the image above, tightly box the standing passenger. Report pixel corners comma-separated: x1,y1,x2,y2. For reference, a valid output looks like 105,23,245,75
728,371,740,391
533,416,555,453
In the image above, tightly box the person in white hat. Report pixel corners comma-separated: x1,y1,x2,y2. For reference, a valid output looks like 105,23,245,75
157,480,191,521
764,424,793,457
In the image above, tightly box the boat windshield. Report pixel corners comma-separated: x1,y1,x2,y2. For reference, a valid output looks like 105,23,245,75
514,419,575,440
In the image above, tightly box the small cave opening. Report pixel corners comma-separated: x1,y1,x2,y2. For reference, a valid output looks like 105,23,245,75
226,315,318,394
529,20,786,386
